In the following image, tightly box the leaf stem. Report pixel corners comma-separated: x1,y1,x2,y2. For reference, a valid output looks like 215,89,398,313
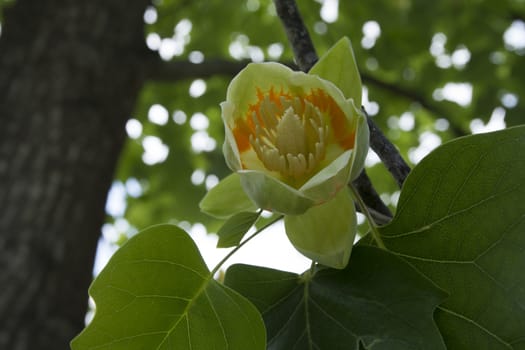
349,185,387,250
210,213,284,276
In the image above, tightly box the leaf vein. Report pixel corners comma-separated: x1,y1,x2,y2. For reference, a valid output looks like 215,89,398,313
437,306,512,349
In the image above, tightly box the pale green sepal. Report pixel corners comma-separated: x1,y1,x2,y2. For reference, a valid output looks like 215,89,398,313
284,188,356,269
309,37,362,106
349,109,370,181
216,211,260,248
300,150,353,204
221,101,241,171
200,173,257,219
239,170,315,215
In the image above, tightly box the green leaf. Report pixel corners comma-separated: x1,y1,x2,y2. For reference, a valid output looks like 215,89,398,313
216,211,261,248
71,224,265,350
225,245,447,350
377,126,525,349
200,173,258,219
284,187,356,269
309,37,362,106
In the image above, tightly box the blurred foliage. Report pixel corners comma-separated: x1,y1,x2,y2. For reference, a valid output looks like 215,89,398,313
104,0,524,239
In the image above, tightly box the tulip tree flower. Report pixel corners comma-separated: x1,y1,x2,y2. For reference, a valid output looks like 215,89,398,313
200,37,369,269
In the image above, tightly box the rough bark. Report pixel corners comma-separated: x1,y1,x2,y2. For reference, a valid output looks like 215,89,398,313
0,0,151,348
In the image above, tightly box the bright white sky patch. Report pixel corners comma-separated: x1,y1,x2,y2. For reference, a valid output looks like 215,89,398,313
105,181,127,217
92,237,119,277
229,40,245,60
320,0,339,23
191,131,217,153
433,82,472,107
102,222,120,242
146,33,161,51
268,43,284,59
430,33,472,70
125,178,143,198
148,104,169,125
362,86,380,116
228,34,264,62
205,174,219,190
143,6,158,24
159,38,183,60
190,113,209,130
361,20,381,49
470,107,506,134
430,32,447,56
172,110,187,125
142,136,169,165
451,45,471,69
504,20,525,52
189,220,311,274
125,118,142,139
501,92,518,109
399,112,415,131
189,51,205,64
434,118,450,132
155,18,192,61
175,18,192,36
248,46,265,62
189,79,207,98
390,191,400,207
191,169,206,185
408,131,442,164
365,149,381,167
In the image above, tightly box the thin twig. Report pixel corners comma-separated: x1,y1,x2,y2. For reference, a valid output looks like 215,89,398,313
350,170,392,224
349,185,386,249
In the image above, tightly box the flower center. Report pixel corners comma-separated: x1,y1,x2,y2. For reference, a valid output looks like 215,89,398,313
249,95,328,179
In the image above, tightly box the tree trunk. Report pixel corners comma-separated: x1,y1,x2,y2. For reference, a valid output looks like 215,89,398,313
0,0,150,348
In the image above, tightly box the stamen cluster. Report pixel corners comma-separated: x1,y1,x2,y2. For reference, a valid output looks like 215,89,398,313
249,95,328,179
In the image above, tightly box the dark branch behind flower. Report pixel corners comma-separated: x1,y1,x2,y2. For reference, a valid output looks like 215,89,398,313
273,0,413,223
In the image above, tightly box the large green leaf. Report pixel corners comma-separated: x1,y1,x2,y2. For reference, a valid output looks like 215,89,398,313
225,245,447,349
377,126,525,349
71,224,265,350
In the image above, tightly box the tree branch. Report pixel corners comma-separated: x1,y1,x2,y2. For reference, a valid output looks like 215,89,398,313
351,170,392,225
143,56,250,82
273,0,398,222
363,108,411,188
272,0,318,72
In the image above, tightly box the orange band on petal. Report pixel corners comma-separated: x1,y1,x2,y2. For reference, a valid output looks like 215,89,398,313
232,87,356,176
234,87,293,154
304,89,355,150
233,121,252,153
